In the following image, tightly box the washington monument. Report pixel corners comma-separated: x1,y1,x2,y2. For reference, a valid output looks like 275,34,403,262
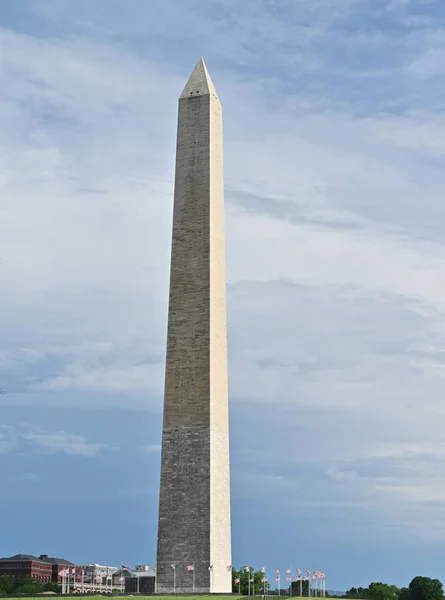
156,58,232,593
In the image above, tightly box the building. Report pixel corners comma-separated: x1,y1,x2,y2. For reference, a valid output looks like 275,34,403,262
78,563,118,584
156,57,232,593
0,554,53,583
38,555,75,583
112,568,132,586
125,570,156,594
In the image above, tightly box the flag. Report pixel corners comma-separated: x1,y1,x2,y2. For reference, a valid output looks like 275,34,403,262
119,577,124,583
261,567,265,573
286,568,291,574
276,569,280,574
71,568,75,574
208,565,213,572
286,577,291,582
250,578,254,583
295,577,300,581
275,577,280,582
154,566,157,572
107,574,112,580
306,569,311,575
245,566,250,572
170,564,175,570
261,577,267,583
297,569,302,575
235,578,240,584
187,565,194,571
122,565,131,571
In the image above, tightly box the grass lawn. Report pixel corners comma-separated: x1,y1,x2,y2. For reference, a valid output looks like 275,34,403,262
82,597,242,600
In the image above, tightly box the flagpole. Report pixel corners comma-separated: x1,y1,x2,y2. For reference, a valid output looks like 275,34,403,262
193,565,195,594
174,568,176,594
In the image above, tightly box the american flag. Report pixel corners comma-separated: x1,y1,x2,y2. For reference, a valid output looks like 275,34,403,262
275,576,280,582
285,577,291,582
235,578,240,584
81,570,85,576
119,577,124,583
304,576,309,581
276,568,280,574
261,577,267,583
306,569,311,575
71,568,75,574
170,564,175,570
297,569,302,576
244,566,250,572
153,566,157,572
250,577,254,583
122,565,131,571
208,565,213,572
286,568,291,574
294,577,300,581
187,565,194,571
261,567,265,573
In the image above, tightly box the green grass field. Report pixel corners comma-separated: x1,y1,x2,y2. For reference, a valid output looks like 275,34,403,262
85,597,239,600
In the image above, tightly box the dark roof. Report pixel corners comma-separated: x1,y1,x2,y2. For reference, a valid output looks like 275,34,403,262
0,554,42,562
41,557,74,566
0,554,74,566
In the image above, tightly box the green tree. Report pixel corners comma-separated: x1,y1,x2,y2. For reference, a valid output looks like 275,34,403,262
409,576,443,600
368,582,399,600
0,574,16,594
232,567,271,595
42,581,62,593
398,588,411,600
344,586,370,598
15,575,43,594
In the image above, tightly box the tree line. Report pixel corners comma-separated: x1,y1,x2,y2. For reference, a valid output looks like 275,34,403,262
344,577,443,600
0,575,61,595
230,569,443,599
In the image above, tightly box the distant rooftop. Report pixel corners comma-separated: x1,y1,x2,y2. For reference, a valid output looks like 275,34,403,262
0,554,73,565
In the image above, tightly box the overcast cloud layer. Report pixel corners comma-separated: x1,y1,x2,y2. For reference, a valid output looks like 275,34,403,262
1,0,445,590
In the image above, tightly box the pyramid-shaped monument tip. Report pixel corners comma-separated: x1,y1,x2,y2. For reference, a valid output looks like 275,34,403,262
180,57,218,99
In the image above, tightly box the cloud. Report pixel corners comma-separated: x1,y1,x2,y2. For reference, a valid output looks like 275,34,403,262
0,426,17,453
22,429,106,456
16,472,39,482
1,0,445,556
143,444,161,454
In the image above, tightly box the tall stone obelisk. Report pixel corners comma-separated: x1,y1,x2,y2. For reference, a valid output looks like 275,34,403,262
156,58,232,593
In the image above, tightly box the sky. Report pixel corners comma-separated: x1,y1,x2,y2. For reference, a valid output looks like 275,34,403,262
1,0,445,592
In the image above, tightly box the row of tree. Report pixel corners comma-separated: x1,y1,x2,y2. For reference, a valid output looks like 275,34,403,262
344,577,443,600
0,575,61,595
230,569,444,599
